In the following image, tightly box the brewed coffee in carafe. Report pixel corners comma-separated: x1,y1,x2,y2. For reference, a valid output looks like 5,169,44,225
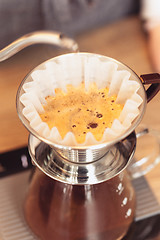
24,167,135,240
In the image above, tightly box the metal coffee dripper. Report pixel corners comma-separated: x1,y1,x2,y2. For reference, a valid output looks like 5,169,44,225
0,31,159,184
16,50,160,186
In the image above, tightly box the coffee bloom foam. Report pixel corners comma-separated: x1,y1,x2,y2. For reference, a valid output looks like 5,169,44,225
20,53,143,146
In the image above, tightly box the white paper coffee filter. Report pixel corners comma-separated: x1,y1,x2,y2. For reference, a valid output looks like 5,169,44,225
20,53,143,146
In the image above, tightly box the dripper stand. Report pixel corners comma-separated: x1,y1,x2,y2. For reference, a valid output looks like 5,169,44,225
28,131,136,185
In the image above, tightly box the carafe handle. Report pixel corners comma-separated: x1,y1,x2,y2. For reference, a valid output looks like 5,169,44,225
140,73,160,102
128,125,160,179
0,31,79,62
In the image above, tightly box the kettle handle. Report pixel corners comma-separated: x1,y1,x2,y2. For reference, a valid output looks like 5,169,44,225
0,31,79,62
140,73,160,102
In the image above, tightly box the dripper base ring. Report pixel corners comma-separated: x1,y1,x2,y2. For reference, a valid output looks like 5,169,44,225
28,132,136,185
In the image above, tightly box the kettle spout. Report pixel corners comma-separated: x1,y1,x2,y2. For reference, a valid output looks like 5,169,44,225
0,31,79,62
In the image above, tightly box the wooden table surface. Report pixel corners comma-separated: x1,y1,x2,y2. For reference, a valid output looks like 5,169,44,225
0,15,160,238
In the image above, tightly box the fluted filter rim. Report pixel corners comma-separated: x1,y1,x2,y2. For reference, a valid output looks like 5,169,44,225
16,52,146,152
